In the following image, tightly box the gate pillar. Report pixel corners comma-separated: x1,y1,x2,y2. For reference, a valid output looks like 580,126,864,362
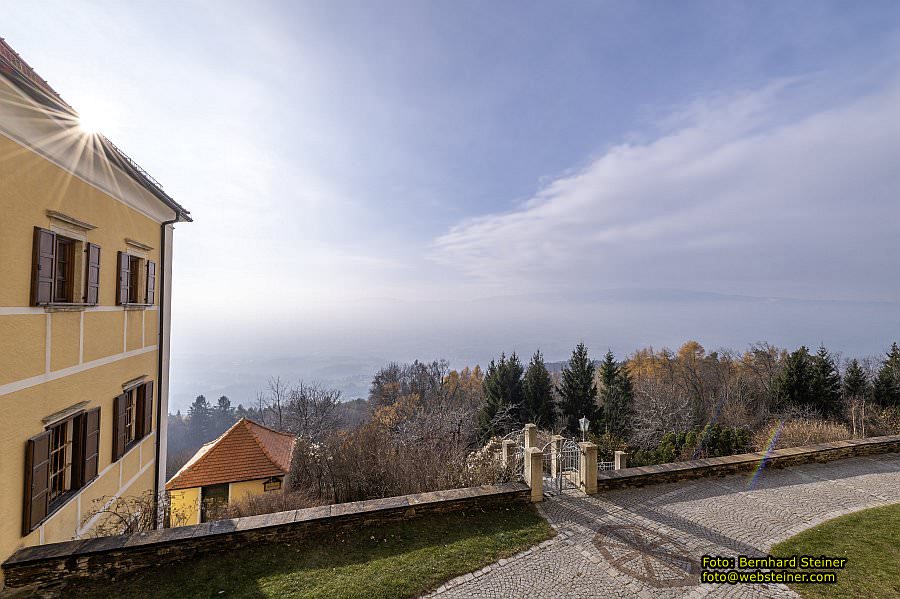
549,435,564,478
525,447,543,502
501,440,516,467
615,450,628,471
524,423,538,449
579,442,598,495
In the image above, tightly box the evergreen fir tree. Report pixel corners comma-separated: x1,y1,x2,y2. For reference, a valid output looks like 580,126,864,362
842,359,870,400
557,342,599,435
214,395,236,434
810,345,842,418
187,395,213,442
873,343,900,408
523,350,555,428
477,353,525,440
773,346,815,412
598,350,634,439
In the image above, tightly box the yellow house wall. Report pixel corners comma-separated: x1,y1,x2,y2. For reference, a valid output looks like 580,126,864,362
83,311,126,363
168,488,201,527
0,132,172,578
50,312,80,372
167,478,282,528
0,134,162,308
228,478,274,503
0,315,45,385
125,311,143,352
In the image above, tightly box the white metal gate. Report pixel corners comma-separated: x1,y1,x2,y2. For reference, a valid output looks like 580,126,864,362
542,438,580,495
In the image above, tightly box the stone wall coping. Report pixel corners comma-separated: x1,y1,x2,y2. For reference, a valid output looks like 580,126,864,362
4,482,529,568
598,434,900,484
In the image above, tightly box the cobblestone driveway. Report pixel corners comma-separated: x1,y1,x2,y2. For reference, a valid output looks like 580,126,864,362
427,453,900,598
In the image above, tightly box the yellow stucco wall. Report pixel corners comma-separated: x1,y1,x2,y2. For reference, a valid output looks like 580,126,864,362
82,311,126,363
167,478,282,528
0,134,162,308
0,131,171,577
0,314,46,385
144,310,158,348
125,310,143,352
50,312,80,372
168,488,201,527
229,479,271,503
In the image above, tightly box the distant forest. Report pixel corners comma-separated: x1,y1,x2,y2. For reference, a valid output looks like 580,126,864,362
167,340,900,483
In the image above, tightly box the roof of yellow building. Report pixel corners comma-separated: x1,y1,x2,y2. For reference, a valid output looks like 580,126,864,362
0,37,191,221
166,418,295,491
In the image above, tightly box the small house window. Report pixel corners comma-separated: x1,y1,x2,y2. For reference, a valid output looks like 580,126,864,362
53,237,75,303
48,420,72,507
112,380,154,461
117,251,156,306
124,389,137,446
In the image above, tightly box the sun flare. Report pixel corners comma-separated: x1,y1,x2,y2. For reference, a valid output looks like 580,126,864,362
76,106,104,134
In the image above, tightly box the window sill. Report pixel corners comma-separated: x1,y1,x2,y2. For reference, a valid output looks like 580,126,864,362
42,303,98,313
121,303,154,311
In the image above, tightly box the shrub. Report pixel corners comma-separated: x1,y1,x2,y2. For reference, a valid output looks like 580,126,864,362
223,490,321,519
82,491,189,536
752,419,851,451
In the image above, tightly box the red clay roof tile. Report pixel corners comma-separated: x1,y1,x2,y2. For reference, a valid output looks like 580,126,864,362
165,419,295,491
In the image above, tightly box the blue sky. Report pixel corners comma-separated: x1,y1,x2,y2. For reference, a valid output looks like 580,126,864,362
5,2,900,406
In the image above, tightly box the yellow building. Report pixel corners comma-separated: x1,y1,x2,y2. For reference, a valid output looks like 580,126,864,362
166,419,295,526
0,38,190,577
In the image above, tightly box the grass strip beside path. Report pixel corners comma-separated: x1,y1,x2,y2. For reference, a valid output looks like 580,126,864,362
72,503,553,599
771,502,900,599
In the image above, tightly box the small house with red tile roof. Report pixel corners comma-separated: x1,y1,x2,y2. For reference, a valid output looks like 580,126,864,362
165,418,295,526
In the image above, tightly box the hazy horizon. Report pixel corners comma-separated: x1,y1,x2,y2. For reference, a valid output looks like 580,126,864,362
5,2,900,412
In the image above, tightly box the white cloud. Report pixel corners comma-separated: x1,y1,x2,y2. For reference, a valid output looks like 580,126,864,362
430,77,900,303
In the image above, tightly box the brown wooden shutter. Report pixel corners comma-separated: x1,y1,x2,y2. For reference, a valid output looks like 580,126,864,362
116,251,130,305
85,243,101,305
71,413,86,490
83,407,101,482
23,431,51,535
145,261,156,305
31,227,56,306
140,381,154,437
112,393,127,461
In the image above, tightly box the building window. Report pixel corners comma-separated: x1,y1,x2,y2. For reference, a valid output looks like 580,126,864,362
117,251,157,306
112,380,154,461
31,227,101,306
48,420,72,507
23,407,100,534
124,390,137,446
53,237,74,303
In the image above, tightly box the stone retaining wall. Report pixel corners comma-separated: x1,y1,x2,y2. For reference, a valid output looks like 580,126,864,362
597,434,900,491
2,482,530,593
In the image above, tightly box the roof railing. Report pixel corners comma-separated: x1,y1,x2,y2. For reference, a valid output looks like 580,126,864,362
100,134,165,192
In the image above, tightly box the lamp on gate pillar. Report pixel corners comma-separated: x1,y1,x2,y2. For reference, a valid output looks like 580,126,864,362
579,416,589,442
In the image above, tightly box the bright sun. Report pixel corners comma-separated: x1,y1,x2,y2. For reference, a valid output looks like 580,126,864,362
76,106,103,134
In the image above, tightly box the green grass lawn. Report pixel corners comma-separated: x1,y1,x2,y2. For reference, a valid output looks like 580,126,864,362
770,503,900,599
71,504,553,599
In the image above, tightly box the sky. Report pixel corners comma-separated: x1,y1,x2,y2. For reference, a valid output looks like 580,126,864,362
4,2,900,409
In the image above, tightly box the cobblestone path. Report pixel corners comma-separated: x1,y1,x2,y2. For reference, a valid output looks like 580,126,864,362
427,453,900,598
